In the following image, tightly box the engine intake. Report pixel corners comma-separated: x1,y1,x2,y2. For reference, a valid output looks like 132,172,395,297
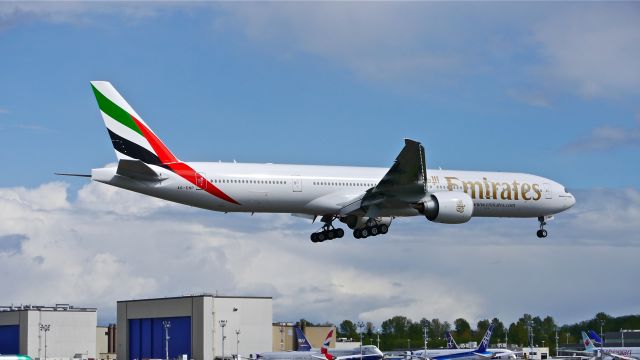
420,192,473,224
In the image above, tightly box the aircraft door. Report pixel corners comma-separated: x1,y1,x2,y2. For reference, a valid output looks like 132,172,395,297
542,183,552,199
195,172,207,190
291,175,302,192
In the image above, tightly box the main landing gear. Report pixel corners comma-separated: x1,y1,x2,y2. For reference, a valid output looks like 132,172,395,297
353,220,389,239
310,216,345,243
536,216,548,238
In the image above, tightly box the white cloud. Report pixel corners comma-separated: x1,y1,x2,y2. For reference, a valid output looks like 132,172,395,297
0,179,639,327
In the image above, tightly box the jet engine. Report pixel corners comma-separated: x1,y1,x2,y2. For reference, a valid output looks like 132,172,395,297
418,192,473,224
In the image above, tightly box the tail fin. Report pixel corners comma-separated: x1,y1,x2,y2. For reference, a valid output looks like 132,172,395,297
445,331,460,349
321,329,335,360
90,81,178,165
582,332,597,352
295,327,313,351
588,330,603,345
477,324,495,353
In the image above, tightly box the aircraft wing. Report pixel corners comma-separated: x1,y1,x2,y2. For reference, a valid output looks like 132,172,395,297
339,138,427,216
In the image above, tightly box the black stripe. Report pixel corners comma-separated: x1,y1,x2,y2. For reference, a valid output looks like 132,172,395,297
107,128,164,166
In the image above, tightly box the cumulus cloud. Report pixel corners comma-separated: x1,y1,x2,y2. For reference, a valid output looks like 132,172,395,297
0,179,639,326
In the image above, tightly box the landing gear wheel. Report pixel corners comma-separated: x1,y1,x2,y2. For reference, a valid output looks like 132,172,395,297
327,230,336,240
337,228,345,238
317,232,326,242
370,226,378,236
537,216,548,238
311,233,319,243
378,224,389,234
353,229,361,239
360,228,369,238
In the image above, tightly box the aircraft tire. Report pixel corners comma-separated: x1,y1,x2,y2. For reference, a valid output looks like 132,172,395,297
337,228,345,238
317,232,326,242
370,226,378,236
378,224,389,234
310,233,318,242
353,229,361,239
361,228,369,238
326,230,335,240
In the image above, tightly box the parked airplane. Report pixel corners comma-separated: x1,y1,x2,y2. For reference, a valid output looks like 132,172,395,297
582,331,640,360
61,81,575,241
444,330,517,359
256,329,383,360
411,325,495,360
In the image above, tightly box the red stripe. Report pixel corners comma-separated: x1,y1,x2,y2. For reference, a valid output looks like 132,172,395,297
131,115,241,206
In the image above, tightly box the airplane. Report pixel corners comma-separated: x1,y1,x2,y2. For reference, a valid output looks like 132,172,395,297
410,325,495,360
581,331,640,360
59,81,576,242
444,331,517,359
256,329,383,360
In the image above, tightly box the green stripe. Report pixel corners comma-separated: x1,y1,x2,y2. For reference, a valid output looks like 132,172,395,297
91,84,143,136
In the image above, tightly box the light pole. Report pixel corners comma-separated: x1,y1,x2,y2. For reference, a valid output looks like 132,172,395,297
566,333,569,345
505,327,509,349
600,320,605,347
236,330,241,359
356,322,365,358
376,329,381,350
163,320,171,360
555,328,559,357
220,320,228,360
423,325,429,352
408,339,411,350
280,324,284,351
40,324,51,360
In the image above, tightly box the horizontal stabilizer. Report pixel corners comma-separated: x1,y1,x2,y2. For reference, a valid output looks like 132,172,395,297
116,159,166,181
55,173,91,177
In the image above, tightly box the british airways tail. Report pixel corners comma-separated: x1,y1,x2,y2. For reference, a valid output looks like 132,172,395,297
477,324,495,353
296,327,313,351
445,331,460,349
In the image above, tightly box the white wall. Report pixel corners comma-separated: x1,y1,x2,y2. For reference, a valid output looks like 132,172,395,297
212,297,272,359
25,310,97,360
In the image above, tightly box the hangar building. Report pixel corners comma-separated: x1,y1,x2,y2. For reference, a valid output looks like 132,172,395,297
0,304,97,359
117,294,272,360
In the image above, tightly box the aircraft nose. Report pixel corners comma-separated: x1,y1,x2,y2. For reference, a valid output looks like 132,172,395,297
565,193,576,209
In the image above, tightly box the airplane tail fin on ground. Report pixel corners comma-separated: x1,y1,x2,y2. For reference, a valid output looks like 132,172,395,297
445,331,460,349
588,330,603,345
477,324,495,353
296,327,313,351
321,329,335,360
582,332,597,352
90,81,179,165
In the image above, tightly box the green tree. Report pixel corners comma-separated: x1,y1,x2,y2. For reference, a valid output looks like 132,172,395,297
338,320,358,340
454,318,472,343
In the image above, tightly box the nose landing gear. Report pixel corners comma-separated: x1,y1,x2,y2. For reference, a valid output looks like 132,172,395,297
536,216,548,238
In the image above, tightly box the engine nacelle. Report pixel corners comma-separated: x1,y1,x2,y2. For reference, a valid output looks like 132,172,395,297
419,192,473,224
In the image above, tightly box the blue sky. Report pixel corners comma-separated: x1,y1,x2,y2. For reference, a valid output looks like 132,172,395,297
0,2,639,327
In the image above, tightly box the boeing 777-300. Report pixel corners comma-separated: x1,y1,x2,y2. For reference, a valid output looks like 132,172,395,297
58,81,576,241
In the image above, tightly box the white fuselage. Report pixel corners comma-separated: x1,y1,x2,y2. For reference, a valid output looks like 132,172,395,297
92,162,575,218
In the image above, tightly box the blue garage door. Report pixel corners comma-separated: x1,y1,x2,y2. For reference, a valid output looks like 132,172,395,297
0,325,20,354
129,316,191,360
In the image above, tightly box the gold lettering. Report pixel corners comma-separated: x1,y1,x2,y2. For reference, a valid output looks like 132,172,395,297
521,183,532,200
491,181,499,200
512,180,520,200
463,180,484,199
532,184,542,201
501,182,512,200
445,176,460,191
483,177,491,199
